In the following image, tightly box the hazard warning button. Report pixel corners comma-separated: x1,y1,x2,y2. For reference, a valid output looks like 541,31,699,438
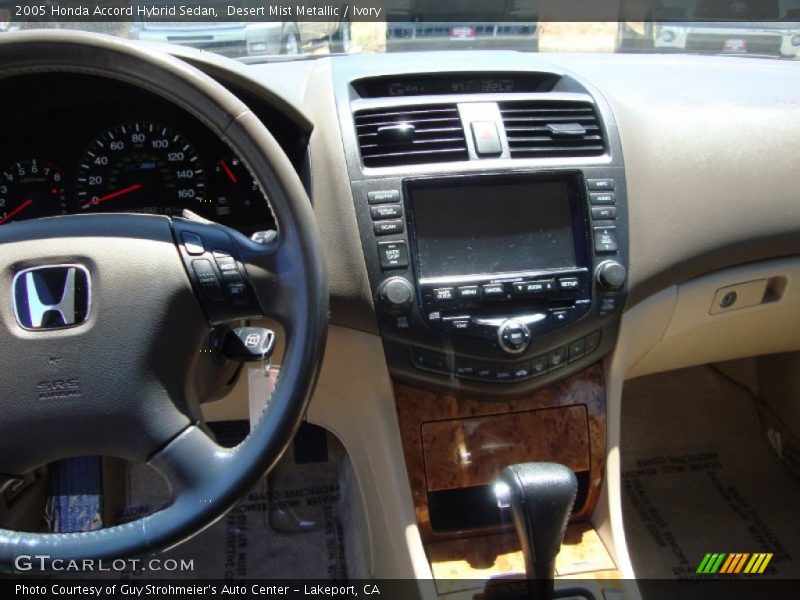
470,121,503,156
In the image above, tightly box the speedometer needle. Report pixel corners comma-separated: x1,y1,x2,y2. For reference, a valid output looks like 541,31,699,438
82,183,142,210
0,198,33,225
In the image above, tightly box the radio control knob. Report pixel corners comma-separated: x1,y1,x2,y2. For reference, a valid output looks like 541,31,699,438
596,261,627,292
497,319,531,356
378,277,415,314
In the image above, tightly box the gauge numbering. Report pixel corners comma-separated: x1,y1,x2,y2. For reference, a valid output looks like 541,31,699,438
75,121,206,215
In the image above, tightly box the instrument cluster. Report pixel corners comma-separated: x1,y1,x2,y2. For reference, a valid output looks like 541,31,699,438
0,74,284,237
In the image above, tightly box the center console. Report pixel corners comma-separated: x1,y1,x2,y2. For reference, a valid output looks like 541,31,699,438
367,169,625,395
333,55,625,563
352,162,626,396
335,58,627,397
350,169,625,397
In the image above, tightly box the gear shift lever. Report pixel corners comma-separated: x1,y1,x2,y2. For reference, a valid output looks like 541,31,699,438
495,463,578,600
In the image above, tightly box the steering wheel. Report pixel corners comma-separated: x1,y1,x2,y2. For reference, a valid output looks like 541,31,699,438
0,31,327,566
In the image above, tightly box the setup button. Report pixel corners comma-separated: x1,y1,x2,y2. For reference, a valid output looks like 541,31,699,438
558,277,580,291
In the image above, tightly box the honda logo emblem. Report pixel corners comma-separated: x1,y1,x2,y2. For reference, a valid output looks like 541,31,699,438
12,265,91,330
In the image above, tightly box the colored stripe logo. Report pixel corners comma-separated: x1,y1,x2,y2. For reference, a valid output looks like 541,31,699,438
696,553,773,574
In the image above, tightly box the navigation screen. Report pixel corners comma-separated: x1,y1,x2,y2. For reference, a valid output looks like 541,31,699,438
411,179,577,279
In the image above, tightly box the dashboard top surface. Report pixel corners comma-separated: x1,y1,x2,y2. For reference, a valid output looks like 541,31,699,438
3,46,800,322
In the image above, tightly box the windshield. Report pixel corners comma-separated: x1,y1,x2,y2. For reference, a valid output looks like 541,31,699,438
2,1,799,60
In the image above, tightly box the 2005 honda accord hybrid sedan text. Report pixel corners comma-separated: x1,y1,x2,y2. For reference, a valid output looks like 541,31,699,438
1,1,800,599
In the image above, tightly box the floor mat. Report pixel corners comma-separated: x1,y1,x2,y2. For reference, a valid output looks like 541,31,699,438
116,424,351,580
621,366,800,579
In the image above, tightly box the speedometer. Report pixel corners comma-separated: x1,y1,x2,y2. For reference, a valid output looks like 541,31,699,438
76,122,206,215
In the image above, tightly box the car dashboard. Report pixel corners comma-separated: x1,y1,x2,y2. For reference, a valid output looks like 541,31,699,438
3,38,800,593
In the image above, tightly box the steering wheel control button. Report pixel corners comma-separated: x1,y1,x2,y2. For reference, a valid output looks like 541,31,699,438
471,121,503,156
214,255,238,273
497,319,531,356
587,178,615,191
590,192,616,206
225,281,248,303
192,259,223,302
181,232,205,255
378,277,414,314
370,204,403,220
594,226,619,253
368,189,401,204
596,260,627,291
221,327,276,362
374,219,405,235
250,230,277,245
377,240,409,270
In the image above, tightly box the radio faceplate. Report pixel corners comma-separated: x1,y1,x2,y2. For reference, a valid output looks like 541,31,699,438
348,166,628,397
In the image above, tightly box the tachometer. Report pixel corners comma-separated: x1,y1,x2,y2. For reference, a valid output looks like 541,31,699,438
76,122,206,214
0,159,67,225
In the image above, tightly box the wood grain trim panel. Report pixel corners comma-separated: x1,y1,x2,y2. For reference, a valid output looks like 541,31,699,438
394,363,605,539
421,405,590,492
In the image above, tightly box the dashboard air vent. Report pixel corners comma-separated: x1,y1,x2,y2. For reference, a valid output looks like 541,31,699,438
354,104,468,168
499,101,605,158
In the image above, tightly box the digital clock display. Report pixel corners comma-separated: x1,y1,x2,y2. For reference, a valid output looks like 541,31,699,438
354,73,555,98
387,78,517,96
